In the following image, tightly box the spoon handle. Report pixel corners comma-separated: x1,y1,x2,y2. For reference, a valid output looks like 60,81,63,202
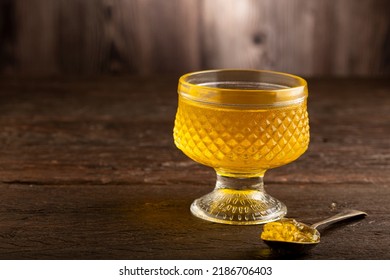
311,209,367,229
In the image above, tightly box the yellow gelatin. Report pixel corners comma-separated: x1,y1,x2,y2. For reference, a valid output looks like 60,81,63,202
261,218,320,243
173,96,309,178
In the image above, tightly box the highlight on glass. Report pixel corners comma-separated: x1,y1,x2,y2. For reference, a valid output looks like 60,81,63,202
173,69,309,225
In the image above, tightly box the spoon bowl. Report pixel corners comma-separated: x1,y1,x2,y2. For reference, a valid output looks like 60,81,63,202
262,239,319,254
261,209,367,254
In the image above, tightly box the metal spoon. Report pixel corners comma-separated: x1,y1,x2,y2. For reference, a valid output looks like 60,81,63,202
261,209,367,253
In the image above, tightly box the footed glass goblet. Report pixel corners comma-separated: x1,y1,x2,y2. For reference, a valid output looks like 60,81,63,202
173,69,309,225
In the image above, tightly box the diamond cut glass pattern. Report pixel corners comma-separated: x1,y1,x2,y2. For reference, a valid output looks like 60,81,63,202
174,100,309,175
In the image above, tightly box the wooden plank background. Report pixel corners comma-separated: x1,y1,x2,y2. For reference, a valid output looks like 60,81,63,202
0,0,389,76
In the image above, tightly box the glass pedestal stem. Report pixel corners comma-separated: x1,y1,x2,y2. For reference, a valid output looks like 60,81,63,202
190,174,287,225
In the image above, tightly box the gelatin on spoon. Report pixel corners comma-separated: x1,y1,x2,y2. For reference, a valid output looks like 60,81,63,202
261,218,320,243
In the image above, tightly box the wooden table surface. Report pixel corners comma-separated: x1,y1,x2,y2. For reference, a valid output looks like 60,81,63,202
0,76,389,260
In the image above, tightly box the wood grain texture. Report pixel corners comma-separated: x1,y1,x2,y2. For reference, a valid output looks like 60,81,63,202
0,76,389,259
201,0,390,76
14,0,59,75
0,0,389,76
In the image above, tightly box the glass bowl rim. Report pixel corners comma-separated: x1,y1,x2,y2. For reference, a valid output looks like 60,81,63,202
178,69,308,107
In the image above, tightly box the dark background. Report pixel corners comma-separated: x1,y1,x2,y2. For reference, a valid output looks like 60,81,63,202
0,0,389,77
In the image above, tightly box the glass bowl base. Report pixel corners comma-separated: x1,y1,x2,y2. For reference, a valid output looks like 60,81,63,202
190,189,287,225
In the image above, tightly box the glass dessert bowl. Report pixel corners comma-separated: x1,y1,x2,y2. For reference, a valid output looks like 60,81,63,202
173,69,309,225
